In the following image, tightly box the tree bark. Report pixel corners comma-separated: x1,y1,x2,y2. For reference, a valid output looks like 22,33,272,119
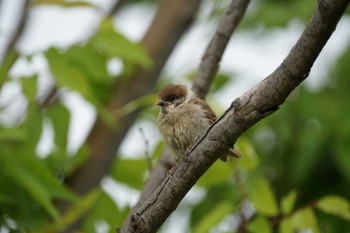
122,0,350,232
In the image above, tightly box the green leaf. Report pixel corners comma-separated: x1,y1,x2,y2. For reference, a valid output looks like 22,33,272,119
30,0,96,8
20,76,43,153
47,43,112,103
210,72,232,93
46,47,115,127
334,142,350,184
0,127,25,144
62,45,110,83
281,190,297,215
248,216,272,233
42,188,101,232
24,106,42,153
246,176,278,216
46,48,94,100
244,0,315,27
30,158,77,202
279,216,293,233
279,208,320,233
237,137,259,171
93,19,153,69
63,145,90,175
190,182,239,229
110,159,148,190
193,201,232,233
21,76,38,102
151,141,165,160
0,50,19,87
317,195,350,221
48,102,70,158
83,191,126,233
0,153,60,222
14,148,77,202
114,93,158,118
197,160,232,187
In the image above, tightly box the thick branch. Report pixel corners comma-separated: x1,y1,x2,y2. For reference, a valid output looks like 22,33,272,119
192,0,250,99
120,0,250,230
123,0,349,232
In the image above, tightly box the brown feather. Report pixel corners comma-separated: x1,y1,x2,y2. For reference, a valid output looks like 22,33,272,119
159,84,188,102
188,97,217,124
188,97,242,161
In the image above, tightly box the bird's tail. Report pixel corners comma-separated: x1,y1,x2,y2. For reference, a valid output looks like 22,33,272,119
220,148,242,161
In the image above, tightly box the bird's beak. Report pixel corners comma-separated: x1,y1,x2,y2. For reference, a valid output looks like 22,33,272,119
155,99,171,106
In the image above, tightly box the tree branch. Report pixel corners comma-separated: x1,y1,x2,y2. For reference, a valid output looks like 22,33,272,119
120,1,251,230
107,0,127,17
191,0,250,99
122,0,349,232
0,0,29,64
0,0,29,89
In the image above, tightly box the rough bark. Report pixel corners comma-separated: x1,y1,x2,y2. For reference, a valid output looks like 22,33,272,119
122,0,349,232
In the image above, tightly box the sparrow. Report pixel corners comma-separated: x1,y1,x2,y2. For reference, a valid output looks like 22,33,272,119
156,84,241,163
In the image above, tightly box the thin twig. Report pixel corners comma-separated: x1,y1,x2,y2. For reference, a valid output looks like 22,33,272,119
39,87,58,109
138,127,153,172
0,0,29,91
191,0,250,99
107,0,127,17
0,0,30,65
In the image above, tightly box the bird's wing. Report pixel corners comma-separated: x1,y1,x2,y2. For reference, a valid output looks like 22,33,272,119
189,97,217,124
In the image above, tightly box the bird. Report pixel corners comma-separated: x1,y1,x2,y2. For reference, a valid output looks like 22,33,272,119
155,84,241,163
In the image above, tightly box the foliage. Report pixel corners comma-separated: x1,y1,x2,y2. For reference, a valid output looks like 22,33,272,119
0,2,152,231
245,43,350,231
0,0,350,232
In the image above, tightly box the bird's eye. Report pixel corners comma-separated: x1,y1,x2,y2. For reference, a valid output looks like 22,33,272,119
168,96,176,102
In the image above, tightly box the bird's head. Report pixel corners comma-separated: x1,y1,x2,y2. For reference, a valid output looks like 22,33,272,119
155,84,190,113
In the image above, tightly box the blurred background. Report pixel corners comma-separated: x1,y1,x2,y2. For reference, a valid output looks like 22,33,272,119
0,0,350,232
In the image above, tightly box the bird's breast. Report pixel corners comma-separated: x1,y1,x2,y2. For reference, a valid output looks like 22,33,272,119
158,106,211,160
